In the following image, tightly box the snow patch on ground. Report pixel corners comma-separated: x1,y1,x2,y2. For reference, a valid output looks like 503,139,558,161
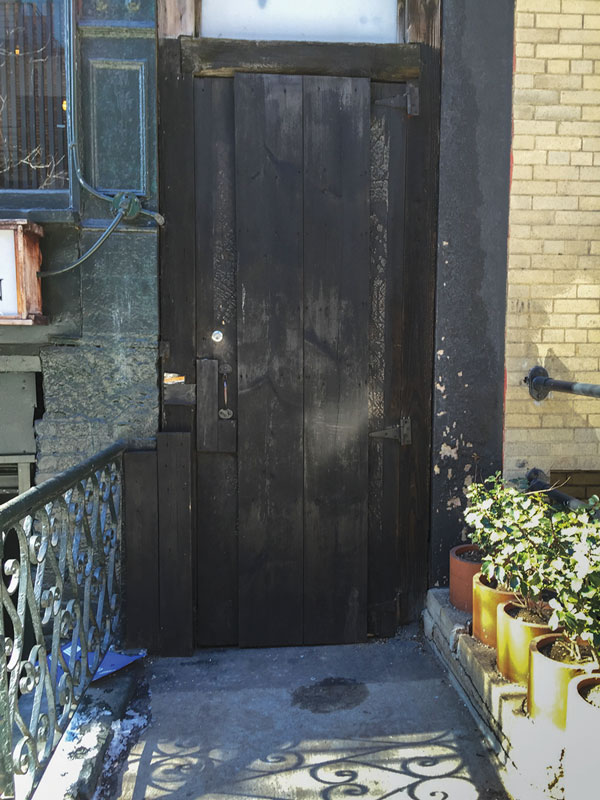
92,708,149,799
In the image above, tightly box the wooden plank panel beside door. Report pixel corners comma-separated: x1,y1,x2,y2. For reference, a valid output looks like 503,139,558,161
235,73,304,647
368,83,408,638
124,450,159,652
157,432,193,655
194,77,239,646
303,76,370,645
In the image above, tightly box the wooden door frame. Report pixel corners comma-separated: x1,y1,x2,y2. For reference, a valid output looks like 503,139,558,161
158,37,440,635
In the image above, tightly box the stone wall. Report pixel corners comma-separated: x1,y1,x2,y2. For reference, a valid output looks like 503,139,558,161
0,1,159,482
505,0,600,478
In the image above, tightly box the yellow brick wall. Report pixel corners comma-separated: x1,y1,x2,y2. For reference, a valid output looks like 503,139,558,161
505,0,600,478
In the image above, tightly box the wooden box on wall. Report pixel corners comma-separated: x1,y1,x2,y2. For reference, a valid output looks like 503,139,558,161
0,220,44,325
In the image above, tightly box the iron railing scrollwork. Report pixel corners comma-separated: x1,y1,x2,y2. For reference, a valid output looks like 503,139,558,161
0,442,125,799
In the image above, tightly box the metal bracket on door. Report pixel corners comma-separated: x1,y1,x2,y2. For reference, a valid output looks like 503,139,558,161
373,83,419,116
369,417,412,446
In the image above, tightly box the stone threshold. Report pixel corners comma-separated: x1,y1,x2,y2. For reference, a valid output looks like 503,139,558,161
423,589,565,800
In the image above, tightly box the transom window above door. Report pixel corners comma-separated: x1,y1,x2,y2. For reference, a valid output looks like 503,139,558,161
200,0,400,43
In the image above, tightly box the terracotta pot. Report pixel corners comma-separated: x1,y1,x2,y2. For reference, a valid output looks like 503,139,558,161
496,602,553,685
527,633,597,730
472,572,517,648
564,674,600,800
449,545,482,613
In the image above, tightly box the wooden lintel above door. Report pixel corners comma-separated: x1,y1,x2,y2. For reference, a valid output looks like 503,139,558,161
180,37,422,82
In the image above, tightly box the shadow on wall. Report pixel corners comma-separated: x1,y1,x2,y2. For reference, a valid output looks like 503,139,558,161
505,280,600,479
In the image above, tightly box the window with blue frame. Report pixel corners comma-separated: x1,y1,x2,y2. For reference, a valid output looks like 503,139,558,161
0,0,68,191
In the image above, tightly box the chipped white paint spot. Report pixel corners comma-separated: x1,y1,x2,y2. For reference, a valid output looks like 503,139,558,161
447,496,462,510
443,240,449,246
464,464,472,472
457,371,463,377
447,468,453,479
436,349,445,357
433,464,440,475
440,443,458,460
436,382,446,394
436,410,447,417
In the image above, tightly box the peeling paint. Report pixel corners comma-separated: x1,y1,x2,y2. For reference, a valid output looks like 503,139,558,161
436,382,446,394
447,468,453,479
446,496,461,510
440,443,458,460
433,464,440,475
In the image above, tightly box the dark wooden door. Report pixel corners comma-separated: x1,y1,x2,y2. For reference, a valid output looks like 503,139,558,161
194,74,409,647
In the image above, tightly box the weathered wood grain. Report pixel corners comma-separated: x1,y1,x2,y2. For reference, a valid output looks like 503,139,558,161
194,76,240,646
406,0,441,48
159,39,195,432
157,0,194,39
368,83,408,638
157,432,193,655
196,453,238,646
303,76,370,645
235,73,304,647
196,358,218,451
396,45,440,622
181,38,421,82
124,451,159,652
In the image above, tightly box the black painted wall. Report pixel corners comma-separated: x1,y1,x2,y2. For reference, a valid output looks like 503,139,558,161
429,0,515,585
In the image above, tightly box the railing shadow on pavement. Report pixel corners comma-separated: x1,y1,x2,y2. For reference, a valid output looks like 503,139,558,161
115,730,490,800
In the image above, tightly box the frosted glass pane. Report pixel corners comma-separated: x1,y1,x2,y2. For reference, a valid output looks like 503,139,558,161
201,0,399,43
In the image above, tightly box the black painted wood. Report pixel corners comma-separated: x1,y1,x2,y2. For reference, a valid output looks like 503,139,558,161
157,432,193,655
303,77,370,645
194,76,240,647
124,451,159,652
368,84,408,638
196,359,218,451
181,38,421,82
397,45,439,622
159,39,195,433
196,454,238,646
235,73,304,647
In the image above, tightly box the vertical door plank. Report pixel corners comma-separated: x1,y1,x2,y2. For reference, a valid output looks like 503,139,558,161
124,451,159,652
303,76,370,645
196,454,238,645
195,78,238,430
398,47,439,622
157,432,193,655
368,83,408,638
159,40,195,432
196,358,218,451
194,78,239,646
235,73,304,647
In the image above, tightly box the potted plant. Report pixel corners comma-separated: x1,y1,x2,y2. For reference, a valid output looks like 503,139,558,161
449,543,482,613
492,488,560,684
464,474,524,647
563,673,600,799
527,496,600,730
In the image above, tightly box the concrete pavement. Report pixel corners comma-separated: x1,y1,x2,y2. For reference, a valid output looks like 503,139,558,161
110,627,509,799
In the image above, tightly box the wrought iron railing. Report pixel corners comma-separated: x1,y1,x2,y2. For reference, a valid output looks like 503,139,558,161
0,442,125,799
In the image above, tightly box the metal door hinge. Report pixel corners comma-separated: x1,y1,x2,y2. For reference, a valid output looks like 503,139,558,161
374,94,406,110
406,82,419,116
369,416,412,446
